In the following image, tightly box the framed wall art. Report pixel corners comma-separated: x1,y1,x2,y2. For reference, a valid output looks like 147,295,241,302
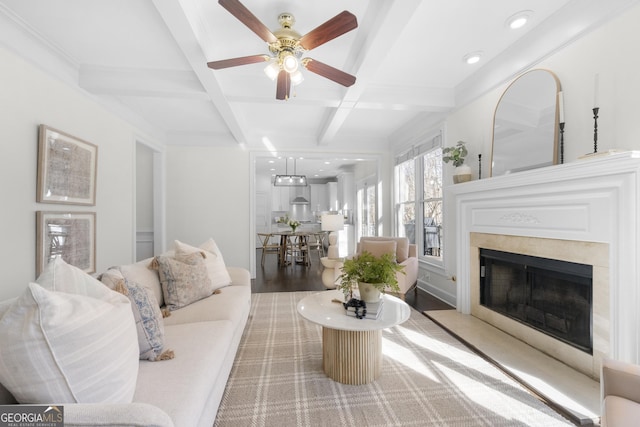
37,125,98,205
36,211,96,276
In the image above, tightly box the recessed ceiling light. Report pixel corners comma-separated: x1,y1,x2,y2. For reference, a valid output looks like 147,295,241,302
463,51,482,65
506,10,532,30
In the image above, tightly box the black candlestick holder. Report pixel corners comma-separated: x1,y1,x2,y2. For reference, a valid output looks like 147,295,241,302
478,154,482,179
592,107,599,153
559,122,565,164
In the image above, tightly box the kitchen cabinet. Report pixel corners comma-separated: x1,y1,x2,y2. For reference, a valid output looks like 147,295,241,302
327,182,338,211
271,186,290,211
309,183,328,213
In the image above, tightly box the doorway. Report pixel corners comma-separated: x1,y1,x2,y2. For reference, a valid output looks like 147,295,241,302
135,141,164,261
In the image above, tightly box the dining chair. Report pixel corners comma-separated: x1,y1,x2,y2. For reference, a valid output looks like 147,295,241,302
257,233,281,267
286,234,310,266
307,232,325,260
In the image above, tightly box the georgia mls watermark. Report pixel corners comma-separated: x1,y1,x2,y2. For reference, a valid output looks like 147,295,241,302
0,405,63,427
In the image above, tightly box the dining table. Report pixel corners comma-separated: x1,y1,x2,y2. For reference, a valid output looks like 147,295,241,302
270,230,325,266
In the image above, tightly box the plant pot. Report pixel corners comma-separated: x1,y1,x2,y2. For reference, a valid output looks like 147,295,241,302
358,282,382,303
453,164,472,184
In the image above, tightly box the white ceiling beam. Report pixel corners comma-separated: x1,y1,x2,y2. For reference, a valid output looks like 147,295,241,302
152,0,248,144
78,65,209,100
317,0,422,145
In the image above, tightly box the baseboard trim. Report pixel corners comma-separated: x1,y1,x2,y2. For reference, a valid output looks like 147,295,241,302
418,279,456,307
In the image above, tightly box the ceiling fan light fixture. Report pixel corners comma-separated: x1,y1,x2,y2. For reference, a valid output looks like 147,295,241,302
282,53,299,73
290,70,304,85
264,61,280,80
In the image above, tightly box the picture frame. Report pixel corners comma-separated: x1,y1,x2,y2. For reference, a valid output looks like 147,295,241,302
36,211,96,276
37,125,98,205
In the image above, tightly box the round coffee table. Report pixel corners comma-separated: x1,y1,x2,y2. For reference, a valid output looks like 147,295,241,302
297,289,410,385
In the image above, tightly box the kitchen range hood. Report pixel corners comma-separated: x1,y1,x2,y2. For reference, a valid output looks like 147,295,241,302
291,196,310,204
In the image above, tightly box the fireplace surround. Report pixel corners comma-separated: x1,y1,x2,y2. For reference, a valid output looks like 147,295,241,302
447,151,640,379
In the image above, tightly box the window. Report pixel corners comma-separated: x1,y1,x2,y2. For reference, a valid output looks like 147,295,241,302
395,136,443,261
356,178,377,241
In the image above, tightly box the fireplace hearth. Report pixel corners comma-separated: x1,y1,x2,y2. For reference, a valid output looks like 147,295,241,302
479,249,593,353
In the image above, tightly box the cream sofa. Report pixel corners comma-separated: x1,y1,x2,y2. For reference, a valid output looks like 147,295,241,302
329,236,418,300
0,241,251,427
601,357,640,426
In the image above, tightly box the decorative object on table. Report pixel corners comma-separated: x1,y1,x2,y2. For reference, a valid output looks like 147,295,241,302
321,213,344,259
442,140,471,183
478,153,482,179
36,211,96,275
320,257,342,289
289,220,300,233
343,298,367,319
344,297,384,319
277,214,300,232
338,251,403,303
558,90,565,164
593,73,599,154
37,125,98,205
592,107,599,154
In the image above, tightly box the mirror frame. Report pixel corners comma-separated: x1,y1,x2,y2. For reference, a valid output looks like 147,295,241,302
490,69,561,177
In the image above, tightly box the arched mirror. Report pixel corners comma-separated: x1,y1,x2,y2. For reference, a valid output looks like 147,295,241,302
491,69,561,176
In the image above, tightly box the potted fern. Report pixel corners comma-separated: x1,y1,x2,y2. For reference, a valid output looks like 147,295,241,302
443,140,471,183
338,251,404,303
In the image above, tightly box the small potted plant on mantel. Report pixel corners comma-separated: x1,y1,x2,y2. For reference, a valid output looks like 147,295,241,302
443,140,472,183
338,251,404,303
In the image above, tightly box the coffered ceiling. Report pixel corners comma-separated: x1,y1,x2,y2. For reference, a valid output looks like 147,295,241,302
1,0,637,178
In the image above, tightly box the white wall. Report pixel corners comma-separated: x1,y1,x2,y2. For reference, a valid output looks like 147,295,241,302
0,45,152,300
429,3,640,306
164,145,251,270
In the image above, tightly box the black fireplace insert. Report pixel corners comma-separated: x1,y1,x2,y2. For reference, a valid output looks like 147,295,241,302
480,249,593,353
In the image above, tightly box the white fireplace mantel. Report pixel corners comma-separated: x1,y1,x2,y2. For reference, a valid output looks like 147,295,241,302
447,151,640,364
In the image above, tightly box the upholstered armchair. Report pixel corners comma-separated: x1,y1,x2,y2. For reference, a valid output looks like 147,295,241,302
601,357,640,426
328,237,418,300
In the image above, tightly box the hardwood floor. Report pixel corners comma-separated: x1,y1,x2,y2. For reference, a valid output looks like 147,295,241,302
252,249,453,312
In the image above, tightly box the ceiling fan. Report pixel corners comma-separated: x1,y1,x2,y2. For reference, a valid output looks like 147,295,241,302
207,0,358,100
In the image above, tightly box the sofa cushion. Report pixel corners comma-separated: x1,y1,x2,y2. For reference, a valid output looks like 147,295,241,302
360,240,398,259
175,239,232,290
118,258,165,308
603,395,640,427
163,284,251,327
0,280,138,403
155,252,214,311
359,237,410,262
133,320,235,427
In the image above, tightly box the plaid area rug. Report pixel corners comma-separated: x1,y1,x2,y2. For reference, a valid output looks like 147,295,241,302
214,292,573,427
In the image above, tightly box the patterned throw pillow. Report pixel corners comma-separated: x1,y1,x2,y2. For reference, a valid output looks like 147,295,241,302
117,278,174,361
0,259,138,404
174,239,232,290
154,252,214,311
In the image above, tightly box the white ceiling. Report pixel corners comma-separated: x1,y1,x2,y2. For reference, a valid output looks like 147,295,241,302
1,0,637,178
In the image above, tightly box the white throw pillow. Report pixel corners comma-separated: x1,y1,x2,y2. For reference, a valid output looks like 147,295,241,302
174,239,232,289
0,281,138,403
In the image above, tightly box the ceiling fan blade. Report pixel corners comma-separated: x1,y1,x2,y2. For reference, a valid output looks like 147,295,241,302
303,58,356,87
276,70,291,100
218,0,277,44
299,11,358,51
207,54,269,70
